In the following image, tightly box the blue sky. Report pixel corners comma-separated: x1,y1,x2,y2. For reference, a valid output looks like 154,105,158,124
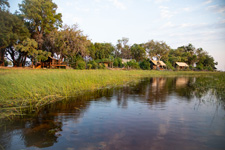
8,0,225,70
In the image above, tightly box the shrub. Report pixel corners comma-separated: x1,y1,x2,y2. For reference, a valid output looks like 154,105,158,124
165,61,174,70
206,66,213,71
98,63,103,69
127,60,140,69
88,60,98,69
113,60,118,67
113,57,123,68
139,60,150,70
87,64,92,69
196,63,204,70
76,60,86,70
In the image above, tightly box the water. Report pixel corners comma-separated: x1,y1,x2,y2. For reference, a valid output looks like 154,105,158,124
0,77,225,150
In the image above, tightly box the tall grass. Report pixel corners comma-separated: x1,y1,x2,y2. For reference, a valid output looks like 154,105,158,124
0,69,222,118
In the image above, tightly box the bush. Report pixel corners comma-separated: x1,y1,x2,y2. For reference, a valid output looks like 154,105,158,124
127,60,140,69
98,63,103,69
88,60,98,69
165,61,174,70
87,64,92,69
113,60,118,67
196,63,204,70
76,60,86,70
113,57,123,68
139,60,150,70
206,66,213,71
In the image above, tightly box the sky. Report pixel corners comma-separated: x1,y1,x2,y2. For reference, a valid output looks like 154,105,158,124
8,0,225,70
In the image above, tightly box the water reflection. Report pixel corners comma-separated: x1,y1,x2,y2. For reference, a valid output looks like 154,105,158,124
0,77,225,150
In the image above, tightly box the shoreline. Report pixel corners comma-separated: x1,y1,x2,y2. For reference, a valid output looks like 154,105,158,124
0,69,222,119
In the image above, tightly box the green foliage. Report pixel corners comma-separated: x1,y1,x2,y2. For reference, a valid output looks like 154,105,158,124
145,40,170,61
139,60,150,70
98,63,103,69
113,57,123,68
0,0,10,10
117,38,131,59
76,59,86,70
47,25,90,60
126,60,140,69
88,42,115,60
14,38,51,66
113,59,118,67
131,44,146,62
87,64,92,70
196,63,204,70
0,10,29,59
19,0,62,48
165,61,174,70
88,60,98,69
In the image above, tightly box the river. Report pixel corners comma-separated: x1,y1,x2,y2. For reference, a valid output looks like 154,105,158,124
0,77,225,150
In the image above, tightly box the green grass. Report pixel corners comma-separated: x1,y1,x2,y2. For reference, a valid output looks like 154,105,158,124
0,69,223,118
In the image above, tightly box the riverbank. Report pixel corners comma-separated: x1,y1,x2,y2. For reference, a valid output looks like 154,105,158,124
0,69,223,119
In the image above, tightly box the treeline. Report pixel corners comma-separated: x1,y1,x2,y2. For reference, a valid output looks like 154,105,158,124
0,0,217,71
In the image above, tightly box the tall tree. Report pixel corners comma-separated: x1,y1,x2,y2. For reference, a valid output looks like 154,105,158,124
178,44,197,66
19,0,62,49
117,37,131,59
130,43,146,62
14,38,51,68
0,9,30,66
145,40,170,62
46,25,90,61
0,0,9,10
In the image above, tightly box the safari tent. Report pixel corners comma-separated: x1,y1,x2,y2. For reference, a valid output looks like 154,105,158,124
150,60,167,70
175,62,189,70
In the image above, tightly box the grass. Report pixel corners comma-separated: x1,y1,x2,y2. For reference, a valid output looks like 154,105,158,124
0,69,224,119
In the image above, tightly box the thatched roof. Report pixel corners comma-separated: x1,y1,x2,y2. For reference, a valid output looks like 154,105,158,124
151,60,166,66
176,62,189,67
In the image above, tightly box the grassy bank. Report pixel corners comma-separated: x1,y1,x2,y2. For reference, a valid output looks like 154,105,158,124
0,69,223,119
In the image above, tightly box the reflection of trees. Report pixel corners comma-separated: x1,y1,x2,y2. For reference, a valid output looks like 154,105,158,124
0,88,115,149
1,75,224,149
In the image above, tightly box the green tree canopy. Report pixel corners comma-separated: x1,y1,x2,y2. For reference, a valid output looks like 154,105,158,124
19,0,62,49
47,25,90,61
130,43,146,62
0,10,30,66
145,40,170,62
14,38,51,67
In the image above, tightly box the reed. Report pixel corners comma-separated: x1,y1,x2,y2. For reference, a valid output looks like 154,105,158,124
0,69,223,118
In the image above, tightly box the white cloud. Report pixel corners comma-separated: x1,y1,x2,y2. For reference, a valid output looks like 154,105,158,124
154,0,170,3
109,0,126,10
94,0,101,2
204,0,213,5
159,6,177,19
207,5,225,15
183,7,191,12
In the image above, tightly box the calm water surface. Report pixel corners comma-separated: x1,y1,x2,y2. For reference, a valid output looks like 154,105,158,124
0,77,225,150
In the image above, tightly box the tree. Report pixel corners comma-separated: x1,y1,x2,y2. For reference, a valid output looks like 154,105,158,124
139,60,150,70
178,44,197,66
130,43,146,62
145,40,170,62
0,10,30,66
19,0,62,49
14,38,51,68
0,0,9,10
46,25,90,63
117,37,131,59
